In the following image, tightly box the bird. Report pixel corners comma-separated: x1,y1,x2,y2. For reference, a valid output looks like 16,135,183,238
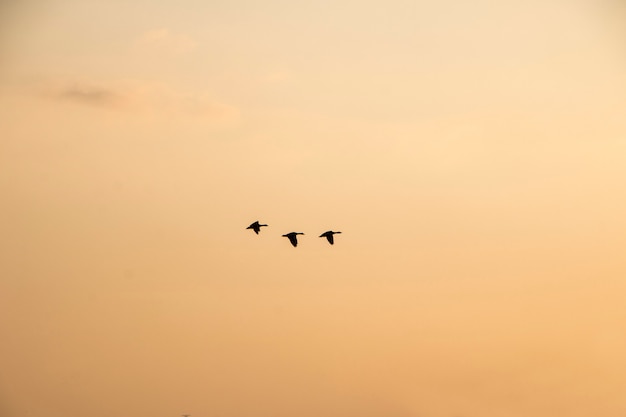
246,221,268,234
282,232,304,247
319,230,342,245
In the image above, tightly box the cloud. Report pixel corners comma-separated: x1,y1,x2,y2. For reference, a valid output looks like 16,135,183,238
41,78,239,124
38,79,126,108
133,28,197,55
56,84,123,107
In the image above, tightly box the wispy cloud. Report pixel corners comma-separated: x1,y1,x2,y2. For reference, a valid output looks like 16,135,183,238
41,78,239,124
56,84,123,107
133,28,197,55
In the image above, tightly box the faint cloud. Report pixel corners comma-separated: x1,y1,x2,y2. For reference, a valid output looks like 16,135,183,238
56,84,123,107
41,78,239,125
133,28,197,55
40,79,126,108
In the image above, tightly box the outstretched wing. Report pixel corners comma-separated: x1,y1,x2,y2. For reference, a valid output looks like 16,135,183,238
247,221,261,234
288,235,298,247
319,231,334,244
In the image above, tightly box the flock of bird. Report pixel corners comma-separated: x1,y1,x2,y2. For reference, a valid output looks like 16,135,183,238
247,221,341,247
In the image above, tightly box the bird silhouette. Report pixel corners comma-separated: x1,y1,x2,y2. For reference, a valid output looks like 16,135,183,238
246,221,268,234
282,232,304,247
319,230,342,245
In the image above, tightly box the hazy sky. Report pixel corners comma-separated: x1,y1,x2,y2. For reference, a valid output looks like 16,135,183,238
1,1,626,417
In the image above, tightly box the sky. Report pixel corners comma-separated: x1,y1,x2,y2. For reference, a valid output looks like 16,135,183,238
1,1,626,416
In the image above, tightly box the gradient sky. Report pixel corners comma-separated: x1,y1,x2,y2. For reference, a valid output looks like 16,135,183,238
1,1,626,417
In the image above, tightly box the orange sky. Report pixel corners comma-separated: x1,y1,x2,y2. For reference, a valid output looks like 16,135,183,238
1,1,626,417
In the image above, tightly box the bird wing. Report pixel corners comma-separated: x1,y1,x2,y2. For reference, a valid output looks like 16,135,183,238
327,234,334,244
288,235,298,247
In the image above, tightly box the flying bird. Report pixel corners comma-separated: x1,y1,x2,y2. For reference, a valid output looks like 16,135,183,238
319,230,342,245
282,232,304,247
246,221,268,234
